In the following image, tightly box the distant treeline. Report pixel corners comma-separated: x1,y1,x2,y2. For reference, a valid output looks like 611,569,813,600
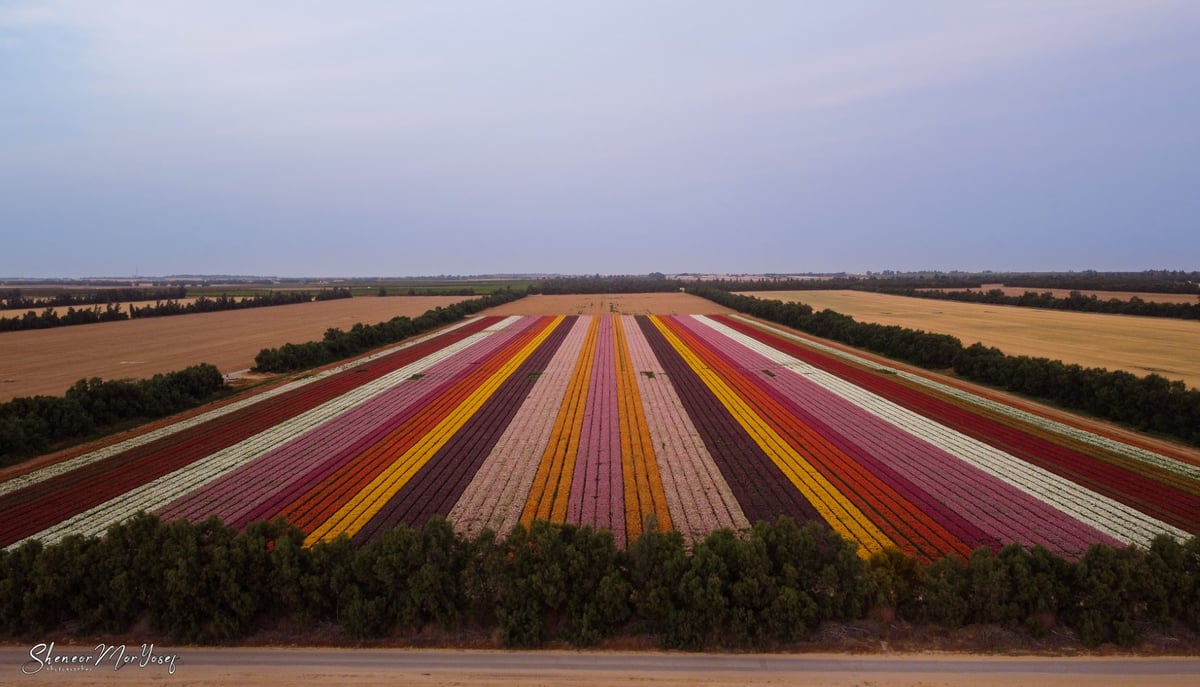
1,514,1196,649
0,364,226,466
530,274,682,294
709,270,1200,295
1001,270,1200,294
695,288,962,369
0,293,522,465
0,289,353,332
0,286,188,310
378,287,481,297
953,344,1200,443
253,288,525,373
693,288,1200,445
129,288,351,318
0,305,130,331
878,288,1200,320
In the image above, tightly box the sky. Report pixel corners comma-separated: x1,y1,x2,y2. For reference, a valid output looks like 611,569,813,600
2,1,1198,278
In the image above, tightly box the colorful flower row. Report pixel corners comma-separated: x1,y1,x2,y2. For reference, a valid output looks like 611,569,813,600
2,313,1195,560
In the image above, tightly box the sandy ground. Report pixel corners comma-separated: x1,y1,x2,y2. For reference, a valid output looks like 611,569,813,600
482,293,732,316
4,647,1198,687
739,290,1200,389
0,296,473,401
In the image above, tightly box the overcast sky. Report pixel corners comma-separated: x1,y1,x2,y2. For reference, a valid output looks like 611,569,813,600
2,1,1198,278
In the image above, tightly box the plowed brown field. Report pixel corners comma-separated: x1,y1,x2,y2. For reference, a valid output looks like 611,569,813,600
0,296,474,401
739,290,1200,388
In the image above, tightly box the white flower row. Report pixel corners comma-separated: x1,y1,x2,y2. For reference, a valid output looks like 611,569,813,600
0,317,482,498
449,316,593,539
308,319,559,544
699,316,1189,547
894,371,1200,481
10,316,523,549
676,315,1090,552
726,314,1200,483
160,316,535,524
622,315,750,542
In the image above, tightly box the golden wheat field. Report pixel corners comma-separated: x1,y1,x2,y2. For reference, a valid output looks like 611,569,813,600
955,284,1200,304
0,296,475,401
738,290,1200,389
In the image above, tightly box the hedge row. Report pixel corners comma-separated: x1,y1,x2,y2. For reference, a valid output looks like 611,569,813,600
2,515,1196,648
879,287,1200,320
693,288,1200,446
0,364,226,466
0,286,189,311
693,287,962,368
253,288,525,373
0,289,354,332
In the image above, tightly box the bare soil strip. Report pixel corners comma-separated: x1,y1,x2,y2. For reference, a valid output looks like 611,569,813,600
739,290,1200,389
0,296,474,401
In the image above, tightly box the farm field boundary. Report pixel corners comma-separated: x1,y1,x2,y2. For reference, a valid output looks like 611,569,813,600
736,290,1200,388
0,296,477,401
3,314,1194,561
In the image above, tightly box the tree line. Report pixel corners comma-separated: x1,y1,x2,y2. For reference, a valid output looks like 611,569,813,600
694,288,963,368
0,304,130,332
0,364,227,467
0,286,188,311
1,514,1196,648
530,275,684,294
953,344,1200,444
0,292,523,467
691,288,1200,445
129,288,351,318
1000,270,1200,295
253,289,526,373
703,271,1200,295
873,288,1199,320
0,289,353,332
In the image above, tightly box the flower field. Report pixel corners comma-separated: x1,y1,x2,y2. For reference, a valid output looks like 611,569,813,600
2,313,1196,561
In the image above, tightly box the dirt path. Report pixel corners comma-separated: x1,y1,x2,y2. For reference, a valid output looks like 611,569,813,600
5,647,1198,686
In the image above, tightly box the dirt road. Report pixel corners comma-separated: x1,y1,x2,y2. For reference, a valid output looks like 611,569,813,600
4,646,1198,686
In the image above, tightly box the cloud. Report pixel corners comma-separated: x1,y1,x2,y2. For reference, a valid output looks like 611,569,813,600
9,0,1196,138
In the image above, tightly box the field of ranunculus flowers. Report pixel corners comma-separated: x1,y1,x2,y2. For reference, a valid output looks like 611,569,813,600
2,313,1196,560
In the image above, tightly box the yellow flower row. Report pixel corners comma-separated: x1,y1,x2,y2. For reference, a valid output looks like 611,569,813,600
522,316,601,525
613,315,673,539
306,316,565,545
648,316,894,556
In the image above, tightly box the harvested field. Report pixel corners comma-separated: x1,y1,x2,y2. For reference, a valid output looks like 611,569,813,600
946,284,1200,304
0,296,474,401
739,290,1200,389
483,292,732,316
